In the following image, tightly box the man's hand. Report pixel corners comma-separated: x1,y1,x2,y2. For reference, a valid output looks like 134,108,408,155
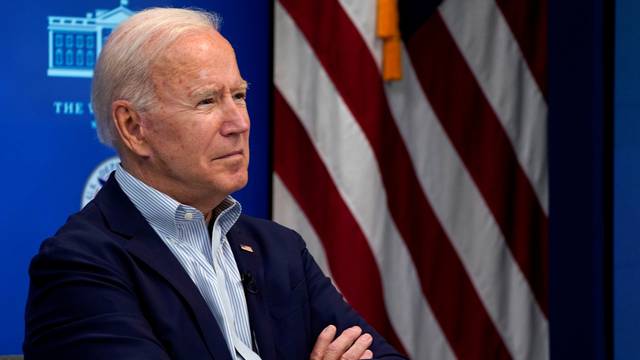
310,325,374,360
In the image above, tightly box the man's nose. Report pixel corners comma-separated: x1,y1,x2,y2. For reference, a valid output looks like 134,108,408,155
220,97,250,136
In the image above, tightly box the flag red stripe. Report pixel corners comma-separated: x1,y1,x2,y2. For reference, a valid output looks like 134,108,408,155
273,89,406,355
406,13,549,315
277,1,512,358
494,0,548,96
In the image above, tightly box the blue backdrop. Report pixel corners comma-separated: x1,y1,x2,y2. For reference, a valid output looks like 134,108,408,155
615,0,640,358
0,0,271,354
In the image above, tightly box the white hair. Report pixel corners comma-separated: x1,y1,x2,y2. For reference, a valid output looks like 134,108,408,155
91,8,221,148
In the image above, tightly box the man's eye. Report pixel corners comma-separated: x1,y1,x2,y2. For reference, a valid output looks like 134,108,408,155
197,98,215,106
234,92,247,102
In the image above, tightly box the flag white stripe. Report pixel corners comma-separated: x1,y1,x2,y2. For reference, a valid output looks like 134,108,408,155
438,0,549,213
275,4,456,358
272,174,334,281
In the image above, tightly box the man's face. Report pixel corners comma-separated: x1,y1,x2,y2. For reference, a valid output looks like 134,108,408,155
140,30,250,205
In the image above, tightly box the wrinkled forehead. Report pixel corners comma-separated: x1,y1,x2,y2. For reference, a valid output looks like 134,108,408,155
151,30,239,84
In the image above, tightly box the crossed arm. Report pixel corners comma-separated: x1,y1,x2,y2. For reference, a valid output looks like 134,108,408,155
298,241,407,360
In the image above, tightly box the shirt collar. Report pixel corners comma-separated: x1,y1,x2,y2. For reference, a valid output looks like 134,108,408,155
114,164,242,242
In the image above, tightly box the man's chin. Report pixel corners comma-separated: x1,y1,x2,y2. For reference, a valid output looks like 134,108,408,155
220,172,249,194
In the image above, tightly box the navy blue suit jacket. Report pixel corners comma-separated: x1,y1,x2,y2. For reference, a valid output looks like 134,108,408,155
24,176,406,360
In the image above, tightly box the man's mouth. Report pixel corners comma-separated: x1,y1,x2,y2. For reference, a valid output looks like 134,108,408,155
213,150,244,160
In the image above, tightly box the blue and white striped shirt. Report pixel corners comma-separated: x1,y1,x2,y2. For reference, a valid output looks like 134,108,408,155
115,165,260,360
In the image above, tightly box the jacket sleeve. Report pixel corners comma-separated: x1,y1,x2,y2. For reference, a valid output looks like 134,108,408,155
23,241,170,360
299,237,409,360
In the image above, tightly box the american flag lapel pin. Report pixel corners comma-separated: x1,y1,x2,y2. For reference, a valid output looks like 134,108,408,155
240,244,254,253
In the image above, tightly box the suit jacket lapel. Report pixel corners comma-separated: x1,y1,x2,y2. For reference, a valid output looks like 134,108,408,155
95,175,233,360
228,225,276,360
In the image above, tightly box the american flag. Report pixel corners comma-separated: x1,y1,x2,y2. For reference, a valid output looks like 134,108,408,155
272,0,548,358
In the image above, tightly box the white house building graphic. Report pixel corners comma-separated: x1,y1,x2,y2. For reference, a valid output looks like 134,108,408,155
47,0,134,78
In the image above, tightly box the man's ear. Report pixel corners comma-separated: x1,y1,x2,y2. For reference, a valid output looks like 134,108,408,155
111,100,152,157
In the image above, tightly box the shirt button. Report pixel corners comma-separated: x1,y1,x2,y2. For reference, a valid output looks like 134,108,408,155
184,212,193,220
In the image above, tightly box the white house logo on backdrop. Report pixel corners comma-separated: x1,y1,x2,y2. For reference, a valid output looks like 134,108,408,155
82,156,120,208
48,1,135,128
47,0,133,78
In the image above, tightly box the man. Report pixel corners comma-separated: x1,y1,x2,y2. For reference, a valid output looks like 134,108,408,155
23,8,406,360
